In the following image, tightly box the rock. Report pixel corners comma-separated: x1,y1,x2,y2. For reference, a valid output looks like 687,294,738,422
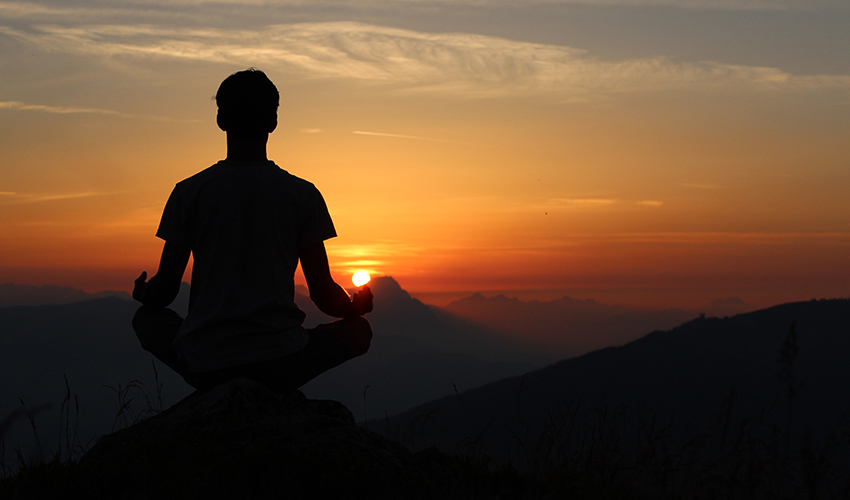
81,378,358,465
50,379,507,499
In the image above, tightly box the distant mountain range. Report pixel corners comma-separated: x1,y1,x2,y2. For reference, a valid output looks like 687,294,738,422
376,299,850,463
442,293,750,358
0,283,130,308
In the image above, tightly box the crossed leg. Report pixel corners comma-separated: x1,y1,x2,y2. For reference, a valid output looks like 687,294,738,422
132,306,372,392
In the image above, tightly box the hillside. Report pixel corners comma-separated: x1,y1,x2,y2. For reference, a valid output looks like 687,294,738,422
378,299,850,463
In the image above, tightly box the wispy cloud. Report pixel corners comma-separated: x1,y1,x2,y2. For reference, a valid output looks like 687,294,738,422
330,241,423,259
2,22,848,99
510,198,665,213
562,231,850,245
327,241,422,275
0,2,88,19
0,191,105,204
501,197,621,214
679,183,723,189
0,100,199,121
498,232,850,252
353,130,460,143
0,100,123,116
0,0,844,17
548,198,617,207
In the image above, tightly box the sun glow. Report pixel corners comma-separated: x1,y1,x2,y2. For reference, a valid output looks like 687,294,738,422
352,270,371,287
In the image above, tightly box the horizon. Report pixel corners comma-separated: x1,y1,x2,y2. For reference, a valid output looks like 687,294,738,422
2,274,840,313
2,1,849,312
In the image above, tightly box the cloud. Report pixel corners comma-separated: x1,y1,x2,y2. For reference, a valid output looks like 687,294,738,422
353,130,461,143
0,2,193,26
501,198,620,214
510,198,666,213
521,231,850,248
0,191,104,204
0,2,81,18
330,241,423,259
2,22,848,99
679,183,722,189
0,100,123,115
548,198,617,207
337,259,384,267
0,100,199,121
1,0,844,16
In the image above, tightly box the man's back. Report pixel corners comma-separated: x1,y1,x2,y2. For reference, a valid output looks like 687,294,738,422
157,160,336,372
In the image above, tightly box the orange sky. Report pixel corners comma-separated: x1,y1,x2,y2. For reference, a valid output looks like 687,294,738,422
2,2,850,310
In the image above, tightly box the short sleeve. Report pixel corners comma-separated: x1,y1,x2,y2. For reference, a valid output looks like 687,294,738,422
156,184,191,249
298,187,337,248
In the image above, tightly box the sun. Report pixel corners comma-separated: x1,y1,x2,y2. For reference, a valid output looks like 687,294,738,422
352,270,371,287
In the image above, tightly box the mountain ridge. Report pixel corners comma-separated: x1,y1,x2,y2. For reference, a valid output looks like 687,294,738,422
0,283,130,308
377,298,850,463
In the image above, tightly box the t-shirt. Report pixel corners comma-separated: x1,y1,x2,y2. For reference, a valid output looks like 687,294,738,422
156,160,337,373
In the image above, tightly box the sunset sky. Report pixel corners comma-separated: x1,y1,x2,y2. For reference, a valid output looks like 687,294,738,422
1,0,849,309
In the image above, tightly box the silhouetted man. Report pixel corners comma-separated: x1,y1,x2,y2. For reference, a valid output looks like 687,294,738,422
132,69,372,392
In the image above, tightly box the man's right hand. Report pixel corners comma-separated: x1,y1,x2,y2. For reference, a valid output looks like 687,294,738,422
302,241,375,318
133,271,148,303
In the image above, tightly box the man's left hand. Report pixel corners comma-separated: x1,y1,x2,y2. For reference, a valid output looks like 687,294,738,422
351,285,373,316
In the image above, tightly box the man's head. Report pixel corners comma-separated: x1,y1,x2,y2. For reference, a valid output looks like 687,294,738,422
216,69,279,137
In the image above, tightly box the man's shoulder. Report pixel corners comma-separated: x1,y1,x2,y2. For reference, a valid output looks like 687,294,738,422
177,161,314,184
172,161,322,200
173,162,223,188
281,171,320,192
266,163,323,195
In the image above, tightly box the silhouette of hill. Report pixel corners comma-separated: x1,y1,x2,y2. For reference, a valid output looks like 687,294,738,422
442,292,751,358
0,283,130,308
378,299,850,463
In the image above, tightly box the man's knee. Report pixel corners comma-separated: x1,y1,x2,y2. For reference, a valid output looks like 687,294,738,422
132,306,156,351
132,306,182,353
346,316,372,357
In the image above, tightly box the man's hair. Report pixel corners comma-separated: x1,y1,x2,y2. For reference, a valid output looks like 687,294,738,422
216,68,279,135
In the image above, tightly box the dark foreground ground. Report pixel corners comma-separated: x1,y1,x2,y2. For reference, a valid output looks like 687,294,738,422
3,377,850,499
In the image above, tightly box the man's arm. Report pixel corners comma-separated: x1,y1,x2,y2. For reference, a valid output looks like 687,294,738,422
133,241,191,308
300,242,372,318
